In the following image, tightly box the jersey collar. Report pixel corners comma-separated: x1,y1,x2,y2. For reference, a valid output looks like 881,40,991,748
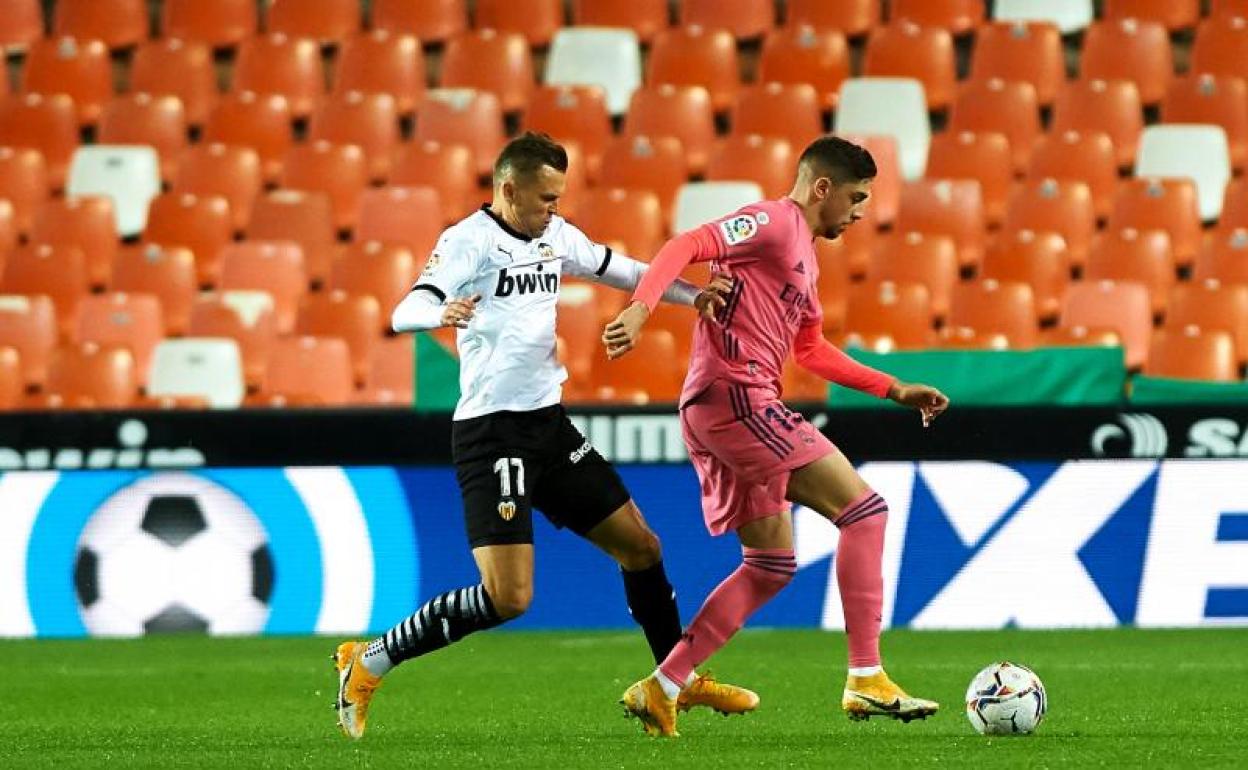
481,204,534,242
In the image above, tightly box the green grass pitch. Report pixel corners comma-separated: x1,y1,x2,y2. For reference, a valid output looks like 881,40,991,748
4,628,1246,768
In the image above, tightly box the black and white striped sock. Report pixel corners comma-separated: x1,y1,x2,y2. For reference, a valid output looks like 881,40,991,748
360,584,503,676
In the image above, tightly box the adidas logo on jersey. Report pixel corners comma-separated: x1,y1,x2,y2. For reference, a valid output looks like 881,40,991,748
495,267,559,297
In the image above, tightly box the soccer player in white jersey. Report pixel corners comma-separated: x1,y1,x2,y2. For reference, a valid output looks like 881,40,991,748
331,133,757,739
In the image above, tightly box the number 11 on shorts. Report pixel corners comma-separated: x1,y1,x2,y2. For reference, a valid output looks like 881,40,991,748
493,457,526,497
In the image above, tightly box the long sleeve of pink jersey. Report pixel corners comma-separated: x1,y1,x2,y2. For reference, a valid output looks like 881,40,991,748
793,323,895,398
630,226,720,312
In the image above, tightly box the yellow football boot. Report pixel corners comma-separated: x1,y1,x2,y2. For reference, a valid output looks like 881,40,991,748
332,641,382,739
842,671,939,723
620,675,680,737
677,673,760,716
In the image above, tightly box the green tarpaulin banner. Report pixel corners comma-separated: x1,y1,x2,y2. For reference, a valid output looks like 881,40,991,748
413,335,460,411
1128,375,1248,405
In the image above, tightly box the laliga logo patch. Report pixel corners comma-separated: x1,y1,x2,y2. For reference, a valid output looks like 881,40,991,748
720,215,758,245
498,498,517,521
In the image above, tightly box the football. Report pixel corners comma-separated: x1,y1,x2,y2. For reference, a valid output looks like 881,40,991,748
73,472,273,636
965,661,1047,735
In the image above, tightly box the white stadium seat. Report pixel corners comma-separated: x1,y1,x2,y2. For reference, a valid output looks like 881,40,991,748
993,0,1094,35
147,338,245,408
1135,124,1231,222
66,145,161,237
545,27,641,116
834,78,931,181
672,181,765,235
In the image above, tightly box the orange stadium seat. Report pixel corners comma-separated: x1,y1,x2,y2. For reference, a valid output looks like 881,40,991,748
202,92,293,184
1085,228,1176,317
0,147,50,235
1,244,88,339
524,85,611,182
1104,0,1200,32
1080,19,1172,107
334,31,425,116
948,280,1039,348
925,131,1012,227
41,342,136,408
891,0,984,36
1003,179,1096,271
248,192,336,286
571,0,668,45
1109,178,1202,270
1167,279,1248,365
187,291,278,389
20,37,112,126
680,0,774,40
1191,16,1248,83
440,30,535,115
863,23,957,111
74,293,164,385
837,211,879,279
218,241,307,334
895,179,986,271
842,281,935,351
814,236,851,331
329,241,417,326
599,135,688,228
30,196,117,289
281,142,369,231
1060,280,1152,369
296,291,382,385
1052,79,1144,170
980,230,1071,321
0,294,57,388
359,335,414,403
97,94,188,182
758,26,850,112
866,232,958,321
232,34,323,119
130,39,218,127
267,0,359,45
592,328,682,403
261,335,354,405
554,139,591,220
474,0,563,48
307,92,399,182
0,346,19,409
1196,229,1248,285
390,140,480,224
172,144,263,232
1041,320,1125,349
574,188,665,259
839,134,900,226
1162,74,1248,173
372,0,467,44
1218,179,1248,232
1027,131,1119,221
624,85,715,176
970,21,1064,107
786,0,880,38
0,0,42,51
648,26,739,115
732,83,823,158
1145,327,1238,381
948,79,1041,174
54,0,148,49
556,282,600,385
356,187,444,258
706,135,796,200
111,244,196,335
143,193,233,286
0,202,13,257
162,0,258,48
415,90,506,177
1212,0,1248,17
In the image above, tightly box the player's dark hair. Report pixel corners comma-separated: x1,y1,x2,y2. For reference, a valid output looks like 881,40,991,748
798,136,877,184
493,131,568,183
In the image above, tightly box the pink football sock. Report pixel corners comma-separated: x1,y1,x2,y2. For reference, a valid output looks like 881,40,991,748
835,490,888,669
658,547,795,687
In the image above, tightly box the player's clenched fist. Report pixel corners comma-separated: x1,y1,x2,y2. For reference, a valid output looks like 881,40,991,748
441,294,482,328
602,301,648,359
694,273,734,320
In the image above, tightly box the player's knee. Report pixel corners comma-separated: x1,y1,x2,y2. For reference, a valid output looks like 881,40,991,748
488,582,532,620
614,528,662,571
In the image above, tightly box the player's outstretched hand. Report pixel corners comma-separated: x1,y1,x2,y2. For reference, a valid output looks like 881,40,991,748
694,273,735,321
441,294,481,329
887,381,950,428
602,301,650,360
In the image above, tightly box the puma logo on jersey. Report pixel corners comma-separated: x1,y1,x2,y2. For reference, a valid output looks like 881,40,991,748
495,267,559,297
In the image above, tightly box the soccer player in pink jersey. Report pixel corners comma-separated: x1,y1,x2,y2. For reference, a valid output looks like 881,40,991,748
604,136,950,737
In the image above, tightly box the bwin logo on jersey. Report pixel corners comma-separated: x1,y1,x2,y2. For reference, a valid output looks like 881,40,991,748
495,267,559,297
1090,413,1169,457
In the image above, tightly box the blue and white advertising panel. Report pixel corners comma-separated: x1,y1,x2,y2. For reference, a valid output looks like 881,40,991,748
2,460,1246,638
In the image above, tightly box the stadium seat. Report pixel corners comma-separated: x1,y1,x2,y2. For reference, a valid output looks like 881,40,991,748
111,244,196,335
948,79,1040,174
0,202,13,257
1145,327,1238,381
0,0,42,51
1167,279,1248,365
545,28,641,116
1109,178,1203,270
65,146,161,238
0,294,56,388
981,230,1071,321
706,135,795,200
1085,228,1176,316
474,0,563,48
40,342,136,408
863,23,956,111
1211,0,1248,17
556,281,601,384
592,328,682,403
948,280,1039,348
1039,325,1124,350
333,31,425,116
1,244,88,339
925,131,1011,227
232,34,323,120
970,21,1064,107
218,241,307,334
440,30,535,115
280,142,369,231
680,0,774,40
1192,16,1248,83
390,141,479,224
1080,19,1172,107
599,135,687,228
866,232,958,321
0,147,49,235
523,85,611,182
834,78,930,181
786,0,879,37
202,92,293,184
143,193,234,286
1161,75,1248,174
358,335,414,404
1027,131,1118,221
162,0,258,48
1060,280,1152,369
96,94,188,183
1052,79,1144,170
891,0,984,35
296,291,382,385
842,281,935,351
1003,179,1096,271
895,179,986,271
672,182,764,236
1136,125,1231,223
356,187,444,258
0,346,19,409
836,134,897,226
130,39,217,127
54,0,147,49
1104,0,1200,32
73,293,164,386
1196,228,1248,285
30,196,117,289
248,192,336,285
414,89,505,177
574,188,665,260
0,95,79,189
266,0,359,45
371,0,466,44
993,0,1092,34
307,92,399,183
262,335,354,405
172,144,263,232
758,26,850,112
836,210,879,280
813,237,851,331
148,338,245,407
624,85,716,177
187,291,276,390
731,83,822,159
329,241,417,327
648,26,739,115
570,0,667,44
1220,180,1248,232
20,37,113,126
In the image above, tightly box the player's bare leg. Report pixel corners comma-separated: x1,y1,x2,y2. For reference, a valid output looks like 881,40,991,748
787,451,938,722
